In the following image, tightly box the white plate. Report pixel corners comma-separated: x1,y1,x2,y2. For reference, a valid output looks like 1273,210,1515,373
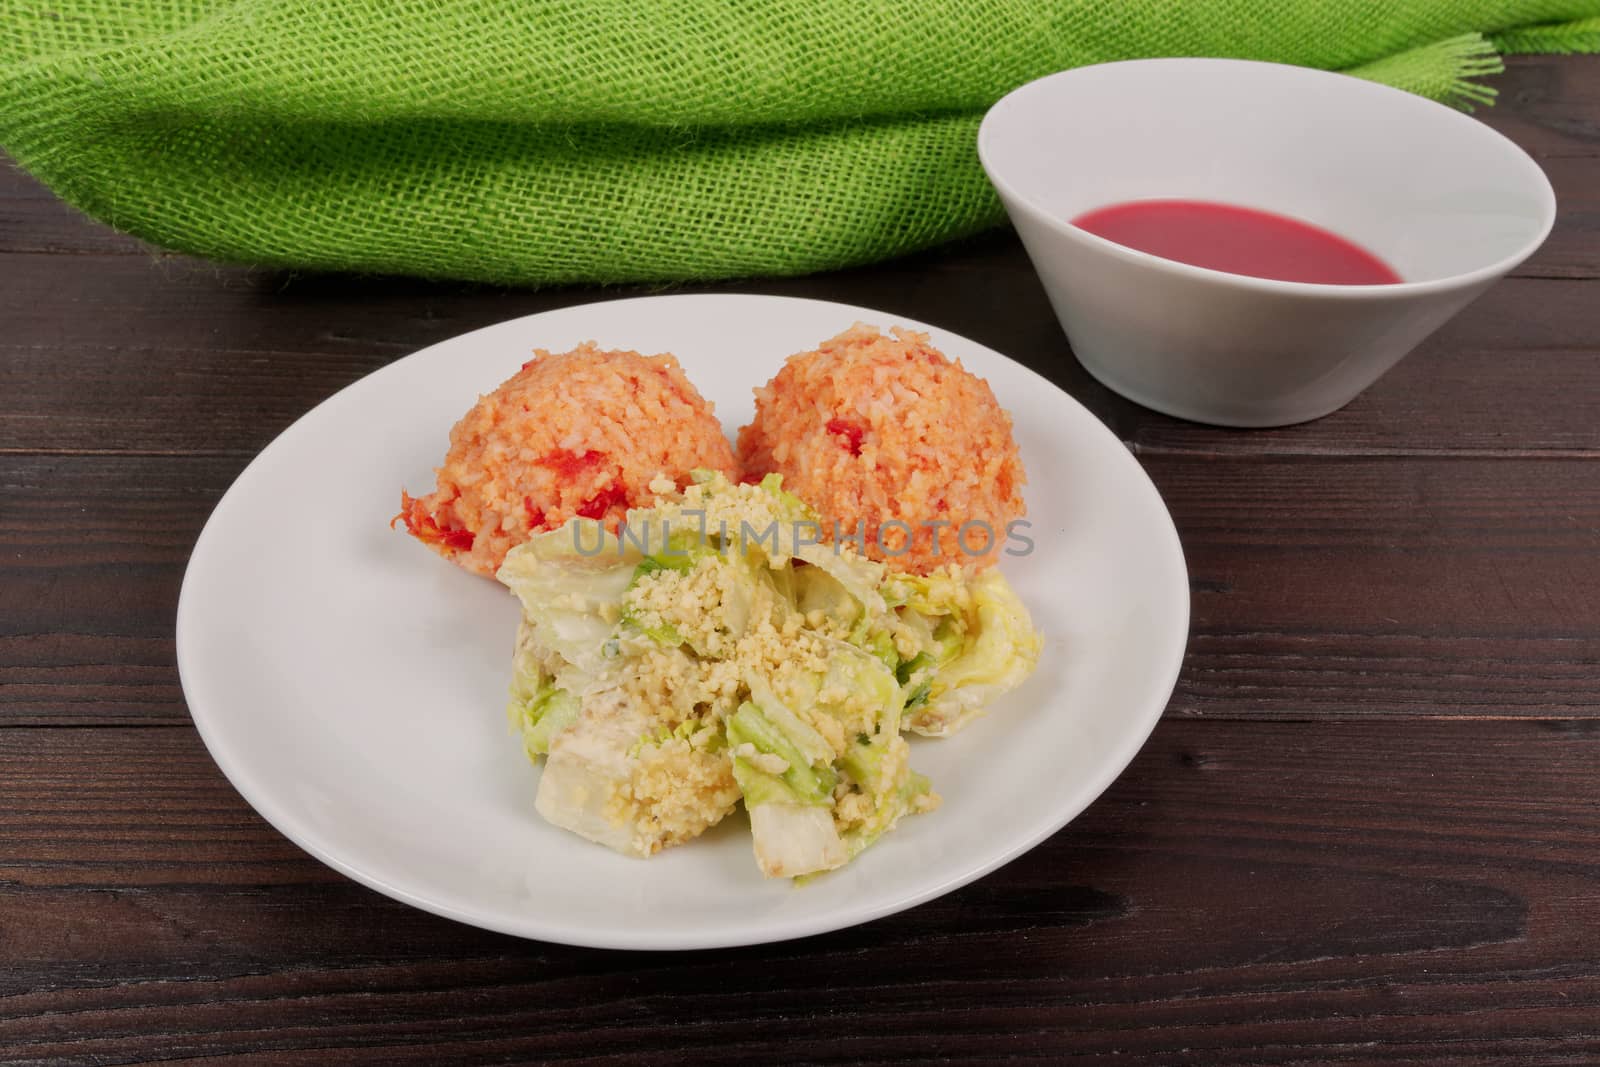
177,293,1188,950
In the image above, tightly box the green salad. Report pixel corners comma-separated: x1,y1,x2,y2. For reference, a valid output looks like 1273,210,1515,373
496,471,1041,879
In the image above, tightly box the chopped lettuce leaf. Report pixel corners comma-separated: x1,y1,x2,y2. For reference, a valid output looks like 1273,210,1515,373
895,616,963,703
743,673,835,766
494,470,1038,879
534,687,656,856
497,522,639,679
727,700,836,805
792,565,862,630
507,618,552,719
819,637,903,733
749,802,847,878
756,472,816,524
854,626,900,672
520,688,580,757
506,618,583,757
882,568,969,616
536,686,739,858
623,611,683,647
909,568,1042,737
635,553,696,577
620,558,688,646
842,763,935,859
795,542,886,616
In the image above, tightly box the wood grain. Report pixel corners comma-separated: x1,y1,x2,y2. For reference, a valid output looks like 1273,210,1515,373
1,719,1597,1064
1486,54,1600,160
1479,55,1600,282
0,456,223,726
2,48,1599,1067
1158,455,1600,718
1,260,1597,460
3,452,1595,727
0,161,152,257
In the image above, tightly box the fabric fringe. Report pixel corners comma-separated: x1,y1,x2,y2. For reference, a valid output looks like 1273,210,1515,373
1344,33,1505,112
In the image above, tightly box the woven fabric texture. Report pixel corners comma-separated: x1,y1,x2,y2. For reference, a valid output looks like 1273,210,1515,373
2,0,1597,284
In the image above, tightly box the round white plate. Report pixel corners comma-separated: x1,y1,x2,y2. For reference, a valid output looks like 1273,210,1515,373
177,293,1188,950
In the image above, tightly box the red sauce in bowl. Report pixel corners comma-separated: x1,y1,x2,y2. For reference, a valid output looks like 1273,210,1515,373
1071,199,1402,285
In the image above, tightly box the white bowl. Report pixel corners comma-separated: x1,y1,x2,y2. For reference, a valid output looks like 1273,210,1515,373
978,59,1556,427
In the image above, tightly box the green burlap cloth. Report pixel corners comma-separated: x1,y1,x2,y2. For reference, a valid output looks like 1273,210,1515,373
3,1,1597,285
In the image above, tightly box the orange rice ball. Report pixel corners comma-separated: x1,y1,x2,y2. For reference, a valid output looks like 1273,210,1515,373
736,325,1026,574
398,343,737,576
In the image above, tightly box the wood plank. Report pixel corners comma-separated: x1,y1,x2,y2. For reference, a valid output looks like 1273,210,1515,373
2,453,1597,726
0,47,1594,1067
0,344,393,457
0,161,153,256
1151,454,1600,717
1128,335,1600,458
0,254,1597,459
1485,54,1600,161
1476,57,1600,282
1,719,1597,1064
0,235,1062,363
1486,153,1600,281
0,455,229,725
0,233,1148,455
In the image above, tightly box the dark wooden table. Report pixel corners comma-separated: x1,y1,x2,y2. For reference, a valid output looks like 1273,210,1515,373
3,54,1598,1065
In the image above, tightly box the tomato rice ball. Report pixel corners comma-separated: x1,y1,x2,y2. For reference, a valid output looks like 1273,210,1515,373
735,325,1026,574
398,343,737,576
